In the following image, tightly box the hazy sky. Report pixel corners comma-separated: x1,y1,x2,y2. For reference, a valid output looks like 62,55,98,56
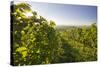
15,1,97,26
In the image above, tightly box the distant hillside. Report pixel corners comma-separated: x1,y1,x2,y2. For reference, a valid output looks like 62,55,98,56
56,25,91,31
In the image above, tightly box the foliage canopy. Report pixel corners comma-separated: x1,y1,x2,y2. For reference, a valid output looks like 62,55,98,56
11,3,97,66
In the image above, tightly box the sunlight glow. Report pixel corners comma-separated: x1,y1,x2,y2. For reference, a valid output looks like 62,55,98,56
24,12,33,17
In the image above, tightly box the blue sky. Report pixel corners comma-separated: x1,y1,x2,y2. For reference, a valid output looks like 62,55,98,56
15,1,97,26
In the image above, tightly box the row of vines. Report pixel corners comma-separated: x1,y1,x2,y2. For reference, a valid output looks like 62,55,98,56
11,3,97,66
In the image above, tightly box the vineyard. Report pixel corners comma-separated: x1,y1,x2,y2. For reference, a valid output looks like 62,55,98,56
11,3,97,66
